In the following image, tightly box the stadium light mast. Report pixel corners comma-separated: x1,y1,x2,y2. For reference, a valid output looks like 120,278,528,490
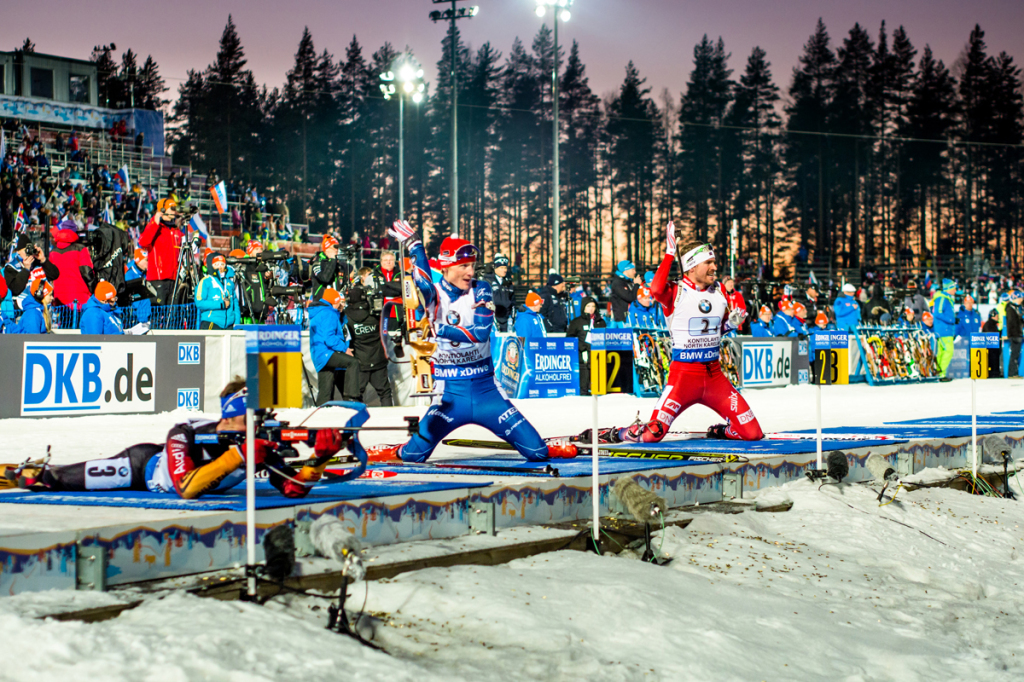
381,59,426,221
535,0,572,273
430,0,479,238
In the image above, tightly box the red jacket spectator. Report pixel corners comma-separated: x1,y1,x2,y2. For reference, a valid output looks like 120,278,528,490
49,227,96,309
139,216,183,282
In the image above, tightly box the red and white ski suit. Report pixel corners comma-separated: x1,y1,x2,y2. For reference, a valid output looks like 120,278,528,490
630,254,764,442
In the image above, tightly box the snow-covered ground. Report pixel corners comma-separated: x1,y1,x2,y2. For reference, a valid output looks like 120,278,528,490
2,378,1024,680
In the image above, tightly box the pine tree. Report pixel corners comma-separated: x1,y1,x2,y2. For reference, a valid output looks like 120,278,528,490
137,56,169,111
91,45,120,108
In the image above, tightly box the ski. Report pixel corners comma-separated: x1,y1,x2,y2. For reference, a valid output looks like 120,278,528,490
438,438,745,463
371,460,562,477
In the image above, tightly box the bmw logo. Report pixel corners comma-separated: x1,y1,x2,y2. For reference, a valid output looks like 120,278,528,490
118,467,130,477
446,311,461,326
698,299,712,313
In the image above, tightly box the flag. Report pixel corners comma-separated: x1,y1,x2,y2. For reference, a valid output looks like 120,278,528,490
101,205,114,224
0,129,5,161
116,165,130,188
13,206,25,233
189,213,209,242
210,181,227,213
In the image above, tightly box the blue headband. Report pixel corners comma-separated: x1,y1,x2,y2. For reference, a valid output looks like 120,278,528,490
220,391,246,419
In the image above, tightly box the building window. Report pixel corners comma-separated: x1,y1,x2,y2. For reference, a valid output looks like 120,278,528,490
69,75,90,103
30,67,54,99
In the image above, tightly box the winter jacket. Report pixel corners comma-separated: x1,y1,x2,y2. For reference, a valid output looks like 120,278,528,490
750,319,774,337
125,261,151,323
480,271,516,332
627,300,665,328
539,285,569,333
1006,302,1023,339
138,217,184,281
931,291,956,338
0,309,21,334
566,298,607,356
954,306,982,339
609,274,638,323
514,307,547,340
344,294,387,372
79,296,123,335
15,294,47,333
3,254,59,301
196,268,241,329
308,298,350,372
772,312,806,337
833,294,861,332
49,228,96,309
89,222,133,292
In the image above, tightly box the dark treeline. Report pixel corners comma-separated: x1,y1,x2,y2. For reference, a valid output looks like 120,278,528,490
168,16,1024,280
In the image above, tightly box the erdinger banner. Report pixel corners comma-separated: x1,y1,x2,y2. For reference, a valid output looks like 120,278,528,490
21,342,157,416
520,338,579,399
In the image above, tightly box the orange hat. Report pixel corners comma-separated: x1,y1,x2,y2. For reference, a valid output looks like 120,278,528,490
525,292,543,307
157,197,177,212
94,280,117,304
31,279,53,299
815,311,829,327
322,288,343,307
922,311,933,325
779,299,794,313
638,286,652,299
793,302,807,320
322,234,340,252
229,249,246,258
759,304,773,317
133,248,148,264
210,253,226,268
245,239,262,256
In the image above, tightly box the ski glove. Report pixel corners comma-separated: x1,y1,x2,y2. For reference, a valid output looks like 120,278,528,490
314,428,346,460
727,307,747,328
242,439,274,465
389,220,419,245
665,220,677,256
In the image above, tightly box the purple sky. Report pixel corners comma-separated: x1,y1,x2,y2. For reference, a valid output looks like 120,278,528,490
3,0,1023,105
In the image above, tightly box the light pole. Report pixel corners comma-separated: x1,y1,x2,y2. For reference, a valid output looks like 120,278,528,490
381,60,425,221
429,0,479,238
535,0,572,273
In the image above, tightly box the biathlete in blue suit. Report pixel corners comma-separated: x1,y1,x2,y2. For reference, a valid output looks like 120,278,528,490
369,220,576,463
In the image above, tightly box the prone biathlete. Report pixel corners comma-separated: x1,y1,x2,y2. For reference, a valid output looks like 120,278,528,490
369,220,575,463
1,379,345,498
608,223,764,443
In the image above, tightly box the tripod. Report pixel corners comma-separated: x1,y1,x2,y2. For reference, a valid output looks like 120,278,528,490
171,228,204,307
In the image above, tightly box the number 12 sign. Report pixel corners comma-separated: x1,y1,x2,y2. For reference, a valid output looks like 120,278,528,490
245,326,303,408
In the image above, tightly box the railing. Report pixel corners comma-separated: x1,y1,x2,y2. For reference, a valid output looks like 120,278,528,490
15,301,311,332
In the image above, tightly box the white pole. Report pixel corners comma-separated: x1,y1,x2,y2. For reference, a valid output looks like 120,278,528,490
972,378,978,478
816,382,823,469
591,392,599,545
245,406,257,598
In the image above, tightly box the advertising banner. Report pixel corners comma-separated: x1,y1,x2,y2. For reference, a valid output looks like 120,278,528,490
519,338,580,399
493,334,524,397
741,340,793,388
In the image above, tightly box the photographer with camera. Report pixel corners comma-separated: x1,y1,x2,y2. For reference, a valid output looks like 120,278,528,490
237,239,276,323
310,234,348,301
309,288,361,406
138,197,185,305
196,253,241,330
49,222,96,310
3,233,59,307
344,286,394,406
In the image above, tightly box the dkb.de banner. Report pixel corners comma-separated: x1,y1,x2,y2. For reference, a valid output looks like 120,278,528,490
491,334,579,398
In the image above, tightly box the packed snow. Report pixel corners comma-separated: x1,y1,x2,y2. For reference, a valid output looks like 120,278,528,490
2,377,1024,680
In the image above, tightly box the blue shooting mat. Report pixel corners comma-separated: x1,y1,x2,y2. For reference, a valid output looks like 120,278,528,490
374,455,711,478
0,479,490,512
887,415,1024,429
600,438,899,456
786,424,1016,439
996,410,1024,416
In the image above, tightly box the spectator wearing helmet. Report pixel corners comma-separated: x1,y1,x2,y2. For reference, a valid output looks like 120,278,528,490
343,286,394,406
308,288,360,406
539,272,570,333
514,292,547,340
750,305,774,337
238,239,274,323
138,197,184,305
125,249,152,324
49,221,96,310
80,281,123,335
196,253,240,330
610,260,641,324
480,253,515,331
15,279,53,334
627,286,664,328
310,234,344,301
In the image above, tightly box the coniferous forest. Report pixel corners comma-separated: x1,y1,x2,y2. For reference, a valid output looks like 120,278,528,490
164,16,1023,281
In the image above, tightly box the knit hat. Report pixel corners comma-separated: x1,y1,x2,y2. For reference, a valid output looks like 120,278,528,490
322,288,344,307
942,278,956,292
779,299,794,313
208,253,226,269
842,283,856,294
814,310,829,327
793,302,807,320
31,278,52,300
245,239,263,256
644,271,654,286
229,249,246,258
322,234,339,252
133,248,148,264
493,253,510,267
94,280,117,304
922,311,933,325
616,260,636,277
436,237,479,269
13,233,31,251
525,292,543,308
638,286,652,299
759,304,773,318
547,272,565,287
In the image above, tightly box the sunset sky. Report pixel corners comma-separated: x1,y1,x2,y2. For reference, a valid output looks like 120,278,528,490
3,0,1022,103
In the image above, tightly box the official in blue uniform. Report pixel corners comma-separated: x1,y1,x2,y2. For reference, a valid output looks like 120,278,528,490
750,305,774,337
80,281,124,335
514,292,547,340
955,295,982,340
308,288,360,406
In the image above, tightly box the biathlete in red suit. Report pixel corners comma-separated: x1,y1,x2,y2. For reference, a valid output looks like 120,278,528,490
614,223,764,443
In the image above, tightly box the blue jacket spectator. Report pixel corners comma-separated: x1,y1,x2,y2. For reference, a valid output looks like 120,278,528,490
515,292,547,340
308,295,350,372
931,281,956,338
80,283,124,335
955,299,982,339
750,320,773,337
833,284,861,332
772,307,806,337
15,280,51,333
195,254,240,330
628,296,665,329
125,250,151,324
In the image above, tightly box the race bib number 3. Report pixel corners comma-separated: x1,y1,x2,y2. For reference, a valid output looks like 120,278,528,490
84,456,132,490
688,316,721,335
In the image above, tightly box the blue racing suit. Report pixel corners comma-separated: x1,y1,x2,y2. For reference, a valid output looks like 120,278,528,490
399,241,548,463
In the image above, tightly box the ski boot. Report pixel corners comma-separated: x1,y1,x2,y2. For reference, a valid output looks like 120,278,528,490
366,444,403,463
619,421,665,444
1,452,52,490
706,423,730,439
571,426,623,445
545,440,578,459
